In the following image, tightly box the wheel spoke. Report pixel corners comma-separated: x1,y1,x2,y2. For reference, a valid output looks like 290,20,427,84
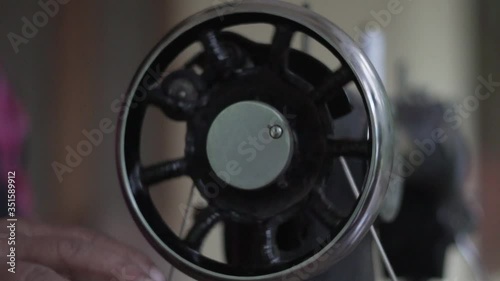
269,24,295,71
145,87,170,110
258,223,281,264
184,208,222,251
270,25,314,91
141,159,188,186
313,66,354,102
200,30,231,72
327,139,371,158
310,188,346,229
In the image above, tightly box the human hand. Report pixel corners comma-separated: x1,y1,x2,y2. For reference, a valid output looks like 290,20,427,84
0,219,166,281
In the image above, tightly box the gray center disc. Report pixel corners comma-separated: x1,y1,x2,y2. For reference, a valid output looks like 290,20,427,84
206,101,293,191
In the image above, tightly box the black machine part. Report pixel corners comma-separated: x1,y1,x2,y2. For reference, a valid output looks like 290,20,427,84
379,95,476,280
117,1,393,280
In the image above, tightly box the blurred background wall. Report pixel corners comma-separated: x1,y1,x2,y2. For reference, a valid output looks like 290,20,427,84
478,0,500,276
0,0,175,274
0,0,498,280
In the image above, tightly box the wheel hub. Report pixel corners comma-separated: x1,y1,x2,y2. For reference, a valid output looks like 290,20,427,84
188,68,328,221
206,101,293,191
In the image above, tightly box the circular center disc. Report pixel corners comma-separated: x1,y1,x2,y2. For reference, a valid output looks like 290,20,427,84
206,101,293,191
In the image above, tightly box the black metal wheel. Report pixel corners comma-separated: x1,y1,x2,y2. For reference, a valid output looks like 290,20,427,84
116,1,393,280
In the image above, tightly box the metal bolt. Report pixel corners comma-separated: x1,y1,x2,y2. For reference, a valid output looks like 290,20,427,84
168,79,197,101
269,125,283,139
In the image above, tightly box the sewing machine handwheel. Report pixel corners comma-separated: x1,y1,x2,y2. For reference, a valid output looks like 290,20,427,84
117,1,393,280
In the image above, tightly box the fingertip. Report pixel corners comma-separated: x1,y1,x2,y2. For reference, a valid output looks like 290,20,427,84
149,267,166,281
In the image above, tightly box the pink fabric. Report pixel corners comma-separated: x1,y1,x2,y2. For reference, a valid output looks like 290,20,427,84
0,69,32,215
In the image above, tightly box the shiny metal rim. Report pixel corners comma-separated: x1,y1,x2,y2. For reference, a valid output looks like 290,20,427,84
117,0,394,280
